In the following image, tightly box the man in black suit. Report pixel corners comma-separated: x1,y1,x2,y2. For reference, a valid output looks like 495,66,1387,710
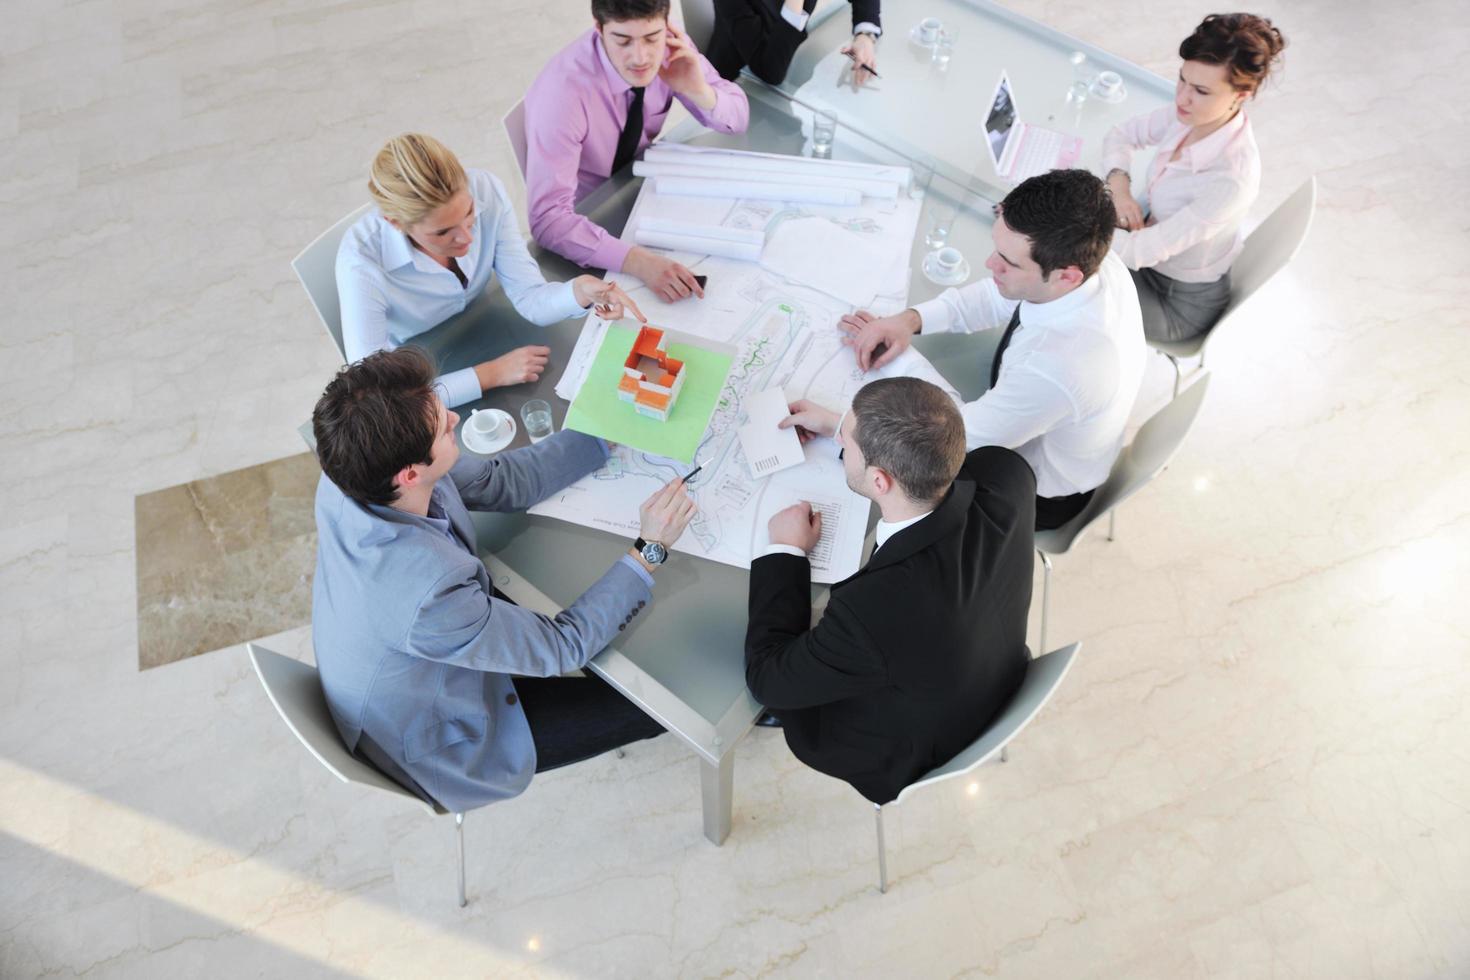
705,0,881,87
744,377,1035,804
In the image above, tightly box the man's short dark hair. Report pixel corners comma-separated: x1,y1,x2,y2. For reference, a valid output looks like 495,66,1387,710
851,378,966,504
312,348,441,507
592,0,670,24
999,169,1116,279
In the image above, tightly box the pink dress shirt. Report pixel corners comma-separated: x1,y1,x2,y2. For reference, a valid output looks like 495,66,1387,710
1101,107,1260,283
524,28,750,273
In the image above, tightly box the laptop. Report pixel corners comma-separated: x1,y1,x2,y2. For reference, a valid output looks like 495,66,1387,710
983,71,1083,183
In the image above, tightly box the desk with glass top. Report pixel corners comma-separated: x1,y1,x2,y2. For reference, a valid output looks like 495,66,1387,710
779,0,1172,201
409,8,1169,845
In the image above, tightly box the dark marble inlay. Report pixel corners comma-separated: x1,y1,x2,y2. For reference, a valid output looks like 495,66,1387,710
135,453,320,670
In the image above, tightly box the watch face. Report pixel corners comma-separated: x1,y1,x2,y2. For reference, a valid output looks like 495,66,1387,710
642,541,668,565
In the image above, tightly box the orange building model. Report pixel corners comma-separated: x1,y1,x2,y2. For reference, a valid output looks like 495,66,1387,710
618,326,686,422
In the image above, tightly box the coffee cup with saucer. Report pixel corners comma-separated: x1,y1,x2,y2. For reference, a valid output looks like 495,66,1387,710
462,408,516,454
923,246,971,286
1090,70,1128,104
909,16,943,47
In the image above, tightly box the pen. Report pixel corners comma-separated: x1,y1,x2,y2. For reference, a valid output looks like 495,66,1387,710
845,51,880,78
683,459,707,483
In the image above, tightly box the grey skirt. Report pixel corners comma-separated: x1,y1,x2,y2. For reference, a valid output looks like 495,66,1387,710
1131,267,1232,344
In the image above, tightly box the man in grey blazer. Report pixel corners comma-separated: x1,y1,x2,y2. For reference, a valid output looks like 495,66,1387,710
310,348,695,813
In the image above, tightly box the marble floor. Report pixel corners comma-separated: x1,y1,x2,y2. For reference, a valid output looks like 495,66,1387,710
2,0,1468,977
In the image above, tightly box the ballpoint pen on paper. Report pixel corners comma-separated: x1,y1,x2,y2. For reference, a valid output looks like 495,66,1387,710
683,458,708,484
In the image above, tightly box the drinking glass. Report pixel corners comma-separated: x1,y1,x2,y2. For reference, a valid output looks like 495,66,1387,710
520,399,554,443
812,109,838,158
932,30,956,69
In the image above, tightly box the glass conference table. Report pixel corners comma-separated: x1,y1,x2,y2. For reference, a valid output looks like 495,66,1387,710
408,5,1169,844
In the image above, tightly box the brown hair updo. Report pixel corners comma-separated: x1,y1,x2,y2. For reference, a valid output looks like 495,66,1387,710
1179,14,1287,96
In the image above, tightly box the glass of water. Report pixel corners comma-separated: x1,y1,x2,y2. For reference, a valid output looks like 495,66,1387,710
909,159,935,200
520,399,554,443
932,30,956,69
1067,50,1092,104
812,108,838,158
924,205,956,250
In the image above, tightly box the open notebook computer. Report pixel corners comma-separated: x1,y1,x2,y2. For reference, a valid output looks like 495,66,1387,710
984,71,1083,183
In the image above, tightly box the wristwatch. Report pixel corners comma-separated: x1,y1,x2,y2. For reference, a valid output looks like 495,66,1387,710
634,537,668,566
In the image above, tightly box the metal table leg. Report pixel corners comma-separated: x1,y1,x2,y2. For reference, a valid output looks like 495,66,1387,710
700,752,734,845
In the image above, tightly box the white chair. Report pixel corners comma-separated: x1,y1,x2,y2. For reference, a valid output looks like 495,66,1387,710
247,643,472,907
874,641,1080,893
503,99,529,182
1152,176,1317,397
679,0,717,52
291,205,371,362
1033,373,1211,656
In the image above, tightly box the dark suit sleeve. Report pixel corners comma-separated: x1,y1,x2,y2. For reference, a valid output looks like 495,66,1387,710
960,445,1036,505
850,0,881,31
744,554,889,709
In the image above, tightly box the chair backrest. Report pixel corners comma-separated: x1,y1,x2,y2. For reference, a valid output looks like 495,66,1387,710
1037,372,1211,555
679,0,718,52
247,643,439,815
291,204,372,362
503,99,529,181
894,642,1080,804
1226,175,1317,314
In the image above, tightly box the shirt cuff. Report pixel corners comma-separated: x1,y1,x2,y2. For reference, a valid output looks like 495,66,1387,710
852,22,881,36
759,544,809,559
618,552,656,588
437,366,483,408
555,278,586,319
911,296,955,335
779,5,810,31
589,233,635,274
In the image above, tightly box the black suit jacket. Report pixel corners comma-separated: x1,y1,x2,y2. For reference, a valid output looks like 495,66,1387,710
744,446,1035,804
707,0,883,85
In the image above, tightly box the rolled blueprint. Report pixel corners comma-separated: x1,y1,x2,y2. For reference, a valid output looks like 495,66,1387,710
638,216,764,246
653,176,861,206
633,160,899,200
633,227,763,262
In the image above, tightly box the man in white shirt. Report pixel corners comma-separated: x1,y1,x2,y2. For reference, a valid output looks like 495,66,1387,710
839,169,1146,530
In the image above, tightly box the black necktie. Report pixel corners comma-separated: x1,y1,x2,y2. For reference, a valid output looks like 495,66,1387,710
612,86,646,176
990,305,1023,388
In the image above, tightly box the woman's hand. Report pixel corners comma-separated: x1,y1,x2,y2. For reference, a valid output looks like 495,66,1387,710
1108,172,1145,231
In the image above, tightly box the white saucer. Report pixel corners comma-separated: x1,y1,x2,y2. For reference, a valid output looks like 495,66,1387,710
908,24,941,47
1091,81,1128,104
461,410,516,454
922,249,971,286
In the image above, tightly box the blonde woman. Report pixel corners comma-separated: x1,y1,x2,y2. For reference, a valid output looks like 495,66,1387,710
1102,14,1286,343
336,133,643,407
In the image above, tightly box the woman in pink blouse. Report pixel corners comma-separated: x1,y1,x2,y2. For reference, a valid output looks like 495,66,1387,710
1102,14,1287,343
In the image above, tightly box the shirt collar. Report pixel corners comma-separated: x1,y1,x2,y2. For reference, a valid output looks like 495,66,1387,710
1018,269,1103,326
1179,109,1249,173
377,213,417,272
874,509,934,551
592,28,634,96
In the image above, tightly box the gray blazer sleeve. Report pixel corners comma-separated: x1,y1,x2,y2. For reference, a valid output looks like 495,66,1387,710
404,555,652,677
451,430,607,512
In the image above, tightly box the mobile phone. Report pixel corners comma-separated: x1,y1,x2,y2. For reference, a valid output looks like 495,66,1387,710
694,275,708,289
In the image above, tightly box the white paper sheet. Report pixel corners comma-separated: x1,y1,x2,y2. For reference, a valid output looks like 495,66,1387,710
653,176,861,206
737,387,806,479
633,227,763,261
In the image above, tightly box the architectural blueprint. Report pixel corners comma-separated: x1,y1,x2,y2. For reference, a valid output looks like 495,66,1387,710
533,158,958,583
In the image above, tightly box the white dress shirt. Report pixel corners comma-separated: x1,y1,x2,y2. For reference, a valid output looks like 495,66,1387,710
336,169,586,407
911,252,1146,498
1101,107,1260,283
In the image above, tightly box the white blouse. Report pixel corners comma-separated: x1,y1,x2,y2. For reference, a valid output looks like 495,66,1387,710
1101,107,1261,283
336,169,585,407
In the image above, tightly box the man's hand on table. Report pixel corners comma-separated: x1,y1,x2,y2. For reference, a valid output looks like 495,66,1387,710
768,502,823,553
838,308,920,371
841,33,878,90
624,246,705,304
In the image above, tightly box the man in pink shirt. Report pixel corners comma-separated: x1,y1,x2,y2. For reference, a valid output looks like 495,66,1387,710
525,0,750,303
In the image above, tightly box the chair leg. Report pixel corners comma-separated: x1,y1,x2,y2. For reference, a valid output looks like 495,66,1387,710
875,804,889,894
1168,355,1182,399
1038,551,1053,659
1198,348,1207,371
1106,509,1116,542
454,812,467,908
1000,746,1009,763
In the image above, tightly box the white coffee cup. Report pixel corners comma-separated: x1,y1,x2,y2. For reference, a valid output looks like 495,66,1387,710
934,246,963,274
917,17,943,44
469,409,507,440
1093,70,1123,99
